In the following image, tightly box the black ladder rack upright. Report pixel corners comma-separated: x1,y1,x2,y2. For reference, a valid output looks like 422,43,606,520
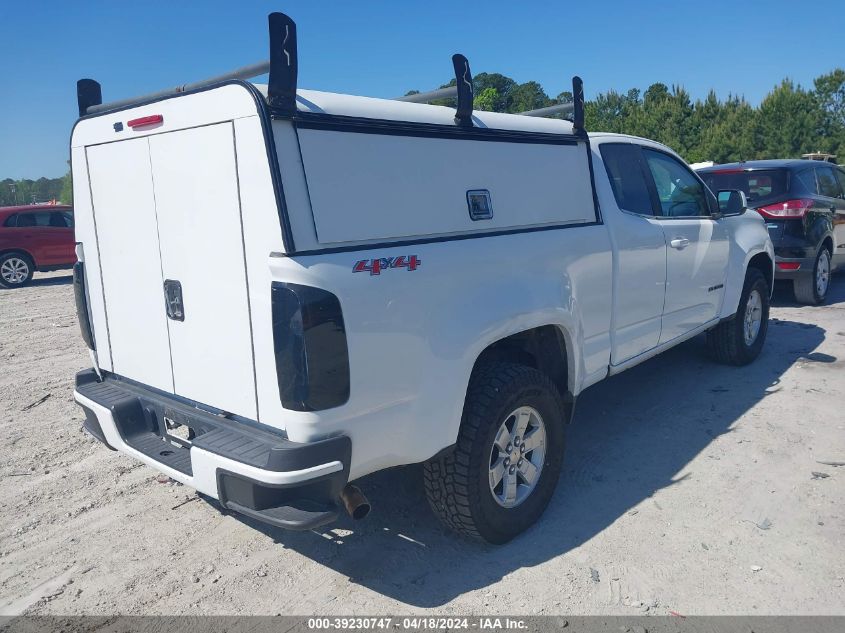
76,11,584,134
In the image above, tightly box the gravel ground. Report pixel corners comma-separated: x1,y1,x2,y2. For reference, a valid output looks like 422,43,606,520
0,271,843,616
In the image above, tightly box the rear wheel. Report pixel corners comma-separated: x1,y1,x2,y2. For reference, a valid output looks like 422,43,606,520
423,362,566,544
0,253,34,288
707,267,769,366
793,246,831,305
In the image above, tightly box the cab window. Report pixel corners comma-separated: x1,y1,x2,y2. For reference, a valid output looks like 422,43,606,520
643,149,710,217
598,143,654,215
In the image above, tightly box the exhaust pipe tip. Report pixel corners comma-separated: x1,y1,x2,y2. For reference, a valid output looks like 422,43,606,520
339,484,371,520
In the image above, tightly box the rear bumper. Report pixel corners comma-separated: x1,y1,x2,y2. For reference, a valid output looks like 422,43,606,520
73,369,351,530
773,254,815,281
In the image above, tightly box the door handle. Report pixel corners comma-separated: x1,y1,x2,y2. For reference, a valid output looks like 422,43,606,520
670,237,690,249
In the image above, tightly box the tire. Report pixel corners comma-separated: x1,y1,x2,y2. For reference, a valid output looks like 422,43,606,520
706,267,769,366
793,246,831,305
423,362,566,544
0,252,34,288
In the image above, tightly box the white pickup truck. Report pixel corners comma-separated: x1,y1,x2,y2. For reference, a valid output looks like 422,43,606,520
70,13,773,543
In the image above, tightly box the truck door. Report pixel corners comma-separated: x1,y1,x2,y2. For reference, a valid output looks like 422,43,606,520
596,142,667,365
641,148,729,344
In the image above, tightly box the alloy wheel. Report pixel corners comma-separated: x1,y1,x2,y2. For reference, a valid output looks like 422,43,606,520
488,405,547,508
816,250,830,298
0,257,29,285
744,288,763,346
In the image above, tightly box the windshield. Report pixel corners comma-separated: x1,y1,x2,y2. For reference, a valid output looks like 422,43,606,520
699,169,788,205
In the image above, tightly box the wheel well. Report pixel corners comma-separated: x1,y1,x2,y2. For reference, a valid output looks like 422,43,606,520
822,235,834,255
473,325,570,400
0,249,35,265
747,252,773,293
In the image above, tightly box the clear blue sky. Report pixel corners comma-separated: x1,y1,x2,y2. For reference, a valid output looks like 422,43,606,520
1,0,841,179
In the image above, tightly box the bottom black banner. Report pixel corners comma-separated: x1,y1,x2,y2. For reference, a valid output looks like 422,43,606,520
1,616,843,633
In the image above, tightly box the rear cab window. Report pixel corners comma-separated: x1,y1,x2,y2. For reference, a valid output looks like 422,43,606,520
598,143,654,215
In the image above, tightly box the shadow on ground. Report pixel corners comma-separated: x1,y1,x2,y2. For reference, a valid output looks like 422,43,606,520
1,274,73,289
224,278,841,607
34,275,72,287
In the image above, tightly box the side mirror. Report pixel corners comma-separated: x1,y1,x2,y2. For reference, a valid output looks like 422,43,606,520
716,189,747,217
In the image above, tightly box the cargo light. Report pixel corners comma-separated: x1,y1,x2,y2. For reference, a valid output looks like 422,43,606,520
756,198,813,218
776,262,801,271
127,114,163,129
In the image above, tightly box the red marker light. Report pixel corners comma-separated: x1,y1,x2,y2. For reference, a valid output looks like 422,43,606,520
776,262,801,271
127,114,163,129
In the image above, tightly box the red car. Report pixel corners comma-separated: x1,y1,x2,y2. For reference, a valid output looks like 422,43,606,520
0,205,75,288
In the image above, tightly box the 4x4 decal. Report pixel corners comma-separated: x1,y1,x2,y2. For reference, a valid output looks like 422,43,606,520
353,255,421,276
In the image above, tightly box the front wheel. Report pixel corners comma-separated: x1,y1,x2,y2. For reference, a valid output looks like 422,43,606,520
423,362,566,544
706,267,769,366
793,246,831,305
0,253,34,288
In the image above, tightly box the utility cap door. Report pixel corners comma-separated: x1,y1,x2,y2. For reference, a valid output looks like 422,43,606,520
86,137,174,393
149,123,258,419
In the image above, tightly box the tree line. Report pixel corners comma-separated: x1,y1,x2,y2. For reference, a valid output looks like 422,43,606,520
413,68,845,164
0,174,72,206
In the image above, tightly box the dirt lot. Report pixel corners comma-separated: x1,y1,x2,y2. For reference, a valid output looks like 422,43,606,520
0,271,843,616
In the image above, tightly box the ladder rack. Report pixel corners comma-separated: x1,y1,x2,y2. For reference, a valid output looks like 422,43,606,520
77,12,583,133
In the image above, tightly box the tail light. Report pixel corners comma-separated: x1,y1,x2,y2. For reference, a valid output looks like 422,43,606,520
756,199,813,218
777,262,801,271
271,282,350,411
